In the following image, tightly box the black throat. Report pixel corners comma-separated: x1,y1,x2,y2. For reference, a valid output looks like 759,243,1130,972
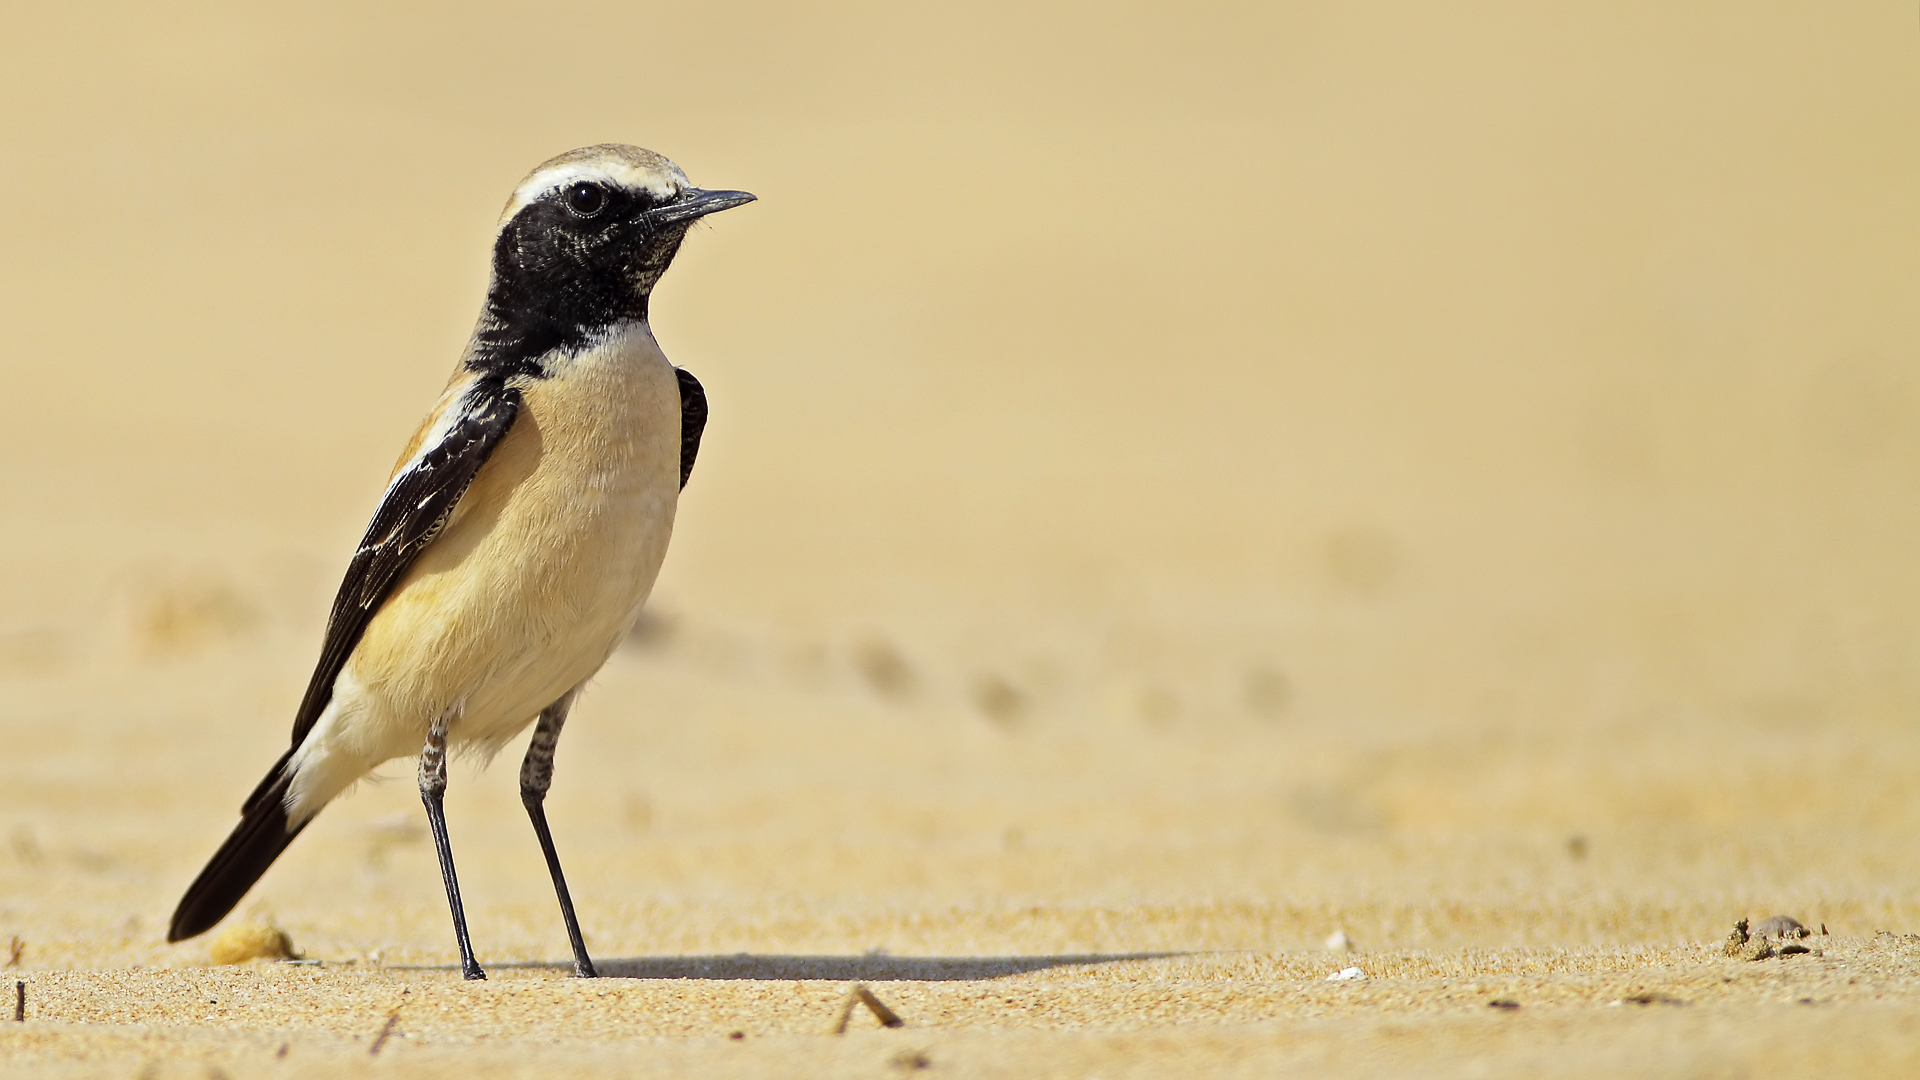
464,197,690,381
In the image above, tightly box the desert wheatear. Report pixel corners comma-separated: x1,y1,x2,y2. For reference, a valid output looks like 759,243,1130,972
167,145,754,979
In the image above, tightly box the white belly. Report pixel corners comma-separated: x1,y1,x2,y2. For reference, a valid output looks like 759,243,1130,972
285,322,683,821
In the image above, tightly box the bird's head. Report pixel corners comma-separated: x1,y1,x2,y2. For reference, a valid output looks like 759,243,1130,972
480,145,754,350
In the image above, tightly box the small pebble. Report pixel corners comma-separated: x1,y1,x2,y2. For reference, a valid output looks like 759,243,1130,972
1752,915,1811,941
209,924,298,965
1326,967,1367,981
1324,929,1354,953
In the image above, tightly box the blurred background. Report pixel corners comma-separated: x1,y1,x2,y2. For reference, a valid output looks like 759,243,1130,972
1,1,1919,966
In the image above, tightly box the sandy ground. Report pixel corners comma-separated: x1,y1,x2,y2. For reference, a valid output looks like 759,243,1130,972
9,626,1920,1079
9,629,1920,1077
5,1,1920,1076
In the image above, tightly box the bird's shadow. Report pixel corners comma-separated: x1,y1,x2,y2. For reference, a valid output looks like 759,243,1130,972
412,952,1179,981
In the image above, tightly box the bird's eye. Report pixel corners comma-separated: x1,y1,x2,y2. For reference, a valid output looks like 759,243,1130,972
564,182,608,218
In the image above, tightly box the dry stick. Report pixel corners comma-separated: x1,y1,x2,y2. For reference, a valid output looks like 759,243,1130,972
856,985,905,1028
830,983,905,1033
7,936,21,967
829,991,857,1035
13,980,23,1022
368,1011,400,1056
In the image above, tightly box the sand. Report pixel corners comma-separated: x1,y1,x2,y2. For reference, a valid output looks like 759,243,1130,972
4,2,1920,1076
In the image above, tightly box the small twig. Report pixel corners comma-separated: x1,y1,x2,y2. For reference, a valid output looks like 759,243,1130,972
368,1011,400,1056
830,983,904,1033
6,936,21,967
829,991,857,1034
13,980,23,1022
856,985,904,1028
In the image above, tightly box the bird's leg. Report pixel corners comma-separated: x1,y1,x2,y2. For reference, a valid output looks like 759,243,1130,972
520,689,597,978
419,706,485,980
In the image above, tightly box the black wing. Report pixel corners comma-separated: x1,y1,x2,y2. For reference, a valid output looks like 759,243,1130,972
281,378,521,761
676,366,708,490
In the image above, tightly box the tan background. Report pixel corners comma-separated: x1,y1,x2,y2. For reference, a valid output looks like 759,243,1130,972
3,2,1920,1076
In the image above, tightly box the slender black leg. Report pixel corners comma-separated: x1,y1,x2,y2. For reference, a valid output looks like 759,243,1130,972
520,690,597,978
420,708,485,980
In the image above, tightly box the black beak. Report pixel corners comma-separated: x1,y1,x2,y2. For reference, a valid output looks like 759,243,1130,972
649,187,757,226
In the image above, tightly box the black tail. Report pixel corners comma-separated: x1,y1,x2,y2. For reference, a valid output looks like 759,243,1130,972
167,750,313,942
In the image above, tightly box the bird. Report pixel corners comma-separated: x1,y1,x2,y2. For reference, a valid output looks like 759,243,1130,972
165,145,755,980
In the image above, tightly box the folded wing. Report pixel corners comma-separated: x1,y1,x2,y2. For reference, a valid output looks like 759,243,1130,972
283,376,522,764
675,367,706,490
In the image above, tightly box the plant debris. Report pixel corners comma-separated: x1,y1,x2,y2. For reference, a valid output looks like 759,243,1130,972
1724,917,1819,961
830,983,905,1033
